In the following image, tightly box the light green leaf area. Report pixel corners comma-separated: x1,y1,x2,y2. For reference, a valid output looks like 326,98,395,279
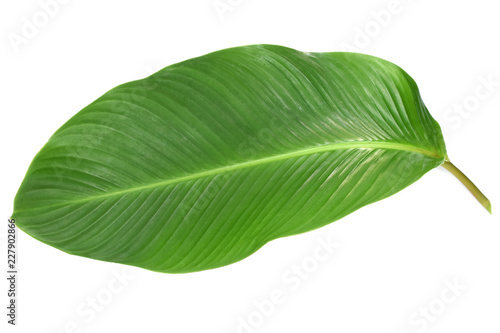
13,45,448,273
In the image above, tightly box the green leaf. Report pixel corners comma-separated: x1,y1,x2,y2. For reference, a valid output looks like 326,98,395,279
11,44,488,273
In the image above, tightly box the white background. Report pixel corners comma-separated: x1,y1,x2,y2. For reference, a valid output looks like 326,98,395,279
1,0,499,332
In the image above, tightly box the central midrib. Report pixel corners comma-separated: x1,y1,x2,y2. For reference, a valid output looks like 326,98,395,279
22,141,443,210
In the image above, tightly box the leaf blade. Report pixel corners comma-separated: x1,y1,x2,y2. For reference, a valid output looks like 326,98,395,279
13,44,447,272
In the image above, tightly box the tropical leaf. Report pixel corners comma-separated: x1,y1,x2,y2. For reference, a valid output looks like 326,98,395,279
11,44,490,273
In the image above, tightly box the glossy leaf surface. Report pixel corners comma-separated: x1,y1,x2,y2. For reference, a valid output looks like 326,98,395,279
13,45,448,272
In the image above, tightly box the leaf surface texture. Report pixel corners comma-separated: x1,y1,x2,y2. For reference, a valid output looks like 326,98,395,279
13,45,447,272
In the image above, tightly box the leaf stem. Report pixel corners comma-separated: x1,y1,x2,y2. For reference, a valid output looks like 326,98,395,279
442,160,492,214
